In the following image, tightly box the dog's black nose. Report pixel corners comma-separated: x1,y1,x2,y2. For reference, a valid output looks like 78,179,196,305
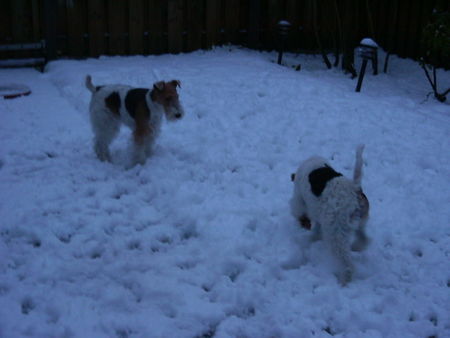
175,113,182,119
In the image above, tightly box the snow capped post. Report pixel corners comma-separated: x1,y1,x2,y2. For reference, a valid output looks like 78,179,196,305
355,38,378,92
277,20,291,65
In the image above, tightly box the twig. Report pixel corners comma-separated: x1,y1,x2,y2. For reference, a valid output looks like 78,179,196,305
421,62,437,91
420,91,433,104
433,66,437,91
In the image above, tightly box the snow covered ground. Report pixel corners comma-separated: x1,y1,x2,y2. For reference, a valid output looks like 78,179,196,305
0,47,449,338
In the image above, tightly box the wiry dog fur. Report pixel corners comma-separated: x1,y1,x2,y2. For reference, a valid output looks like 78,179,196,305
85,75,185,166
290,145,369,285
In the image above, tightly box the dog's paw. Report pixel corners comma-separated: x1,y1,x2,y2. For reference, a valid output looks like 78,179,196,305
94,144,112,162
351,232,370,252
340,269,353,286
298,215,312,230
351,238,370,252
96,151,111,162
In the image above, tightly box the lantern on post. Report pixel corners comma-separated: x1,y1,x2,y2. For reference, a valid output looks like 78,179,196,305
277,20,291,65
355,38,379,92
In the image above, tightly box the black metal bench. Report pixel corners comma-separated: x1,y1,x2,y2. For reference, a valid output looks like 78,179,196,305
0,40,47,71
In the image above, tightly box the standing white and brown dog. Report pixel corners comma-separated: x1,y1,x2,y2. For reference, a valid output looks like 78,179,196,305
290,145,369,285
85,75,185,166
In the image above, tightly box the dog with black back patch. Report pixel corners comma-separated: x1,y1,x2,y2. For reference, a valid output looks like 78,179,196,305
290,145,369,285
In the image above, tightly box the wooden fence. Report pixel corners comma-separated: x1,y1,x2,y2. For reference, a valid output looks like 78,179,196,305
0,0,449,64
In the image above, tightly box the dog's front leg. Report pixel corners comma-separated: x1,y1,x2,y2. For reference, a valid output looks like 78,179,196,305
131,115,156,166
131,128,150,166
143,131,157,158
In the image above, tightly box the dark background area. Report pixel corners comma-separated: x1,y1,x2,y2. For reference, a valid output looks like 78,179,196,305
0,0,449,65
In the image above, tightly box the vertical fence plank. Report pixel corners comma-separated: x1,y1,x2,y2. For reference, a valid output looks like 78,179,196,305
206,0,220,48
129,0,145,54
418,0,436,58
366,0,378,39
285,0,301,50
299,0,314,50
238,0,248,46
0,0,11,43
0,0,11,60
43,0,57,60
56,0,68,56
248,0,262,49
341,0,359,72
396,0,411,57
264,0,283,50
375,0,388,49
406,0,422,59
318,0,336,52
31,0,41,41
11,0,32,43
186,0,203,51
88,0,107,57
224,0,240,45
217,0,227,46
108,1,128,55
167,0,183,53
67,0,87,58
148,0,164,54
385,0,399,53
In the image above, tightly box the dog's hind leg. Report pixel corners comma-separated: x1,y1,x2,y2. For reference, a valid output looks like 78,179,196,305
91,109,120,162
311,223,322,241
131,125,154,166
351,221,369,252
327,229,354,285
351,191,370,251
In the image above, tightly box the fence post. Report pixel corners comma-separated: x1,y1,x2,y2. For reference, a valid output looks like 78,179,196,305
43,0,57,61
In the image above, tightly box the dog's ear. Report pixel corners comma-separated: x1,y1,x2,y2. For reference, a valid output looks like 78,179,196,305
291,173,296,182
170,80,181,88
153,81,165,91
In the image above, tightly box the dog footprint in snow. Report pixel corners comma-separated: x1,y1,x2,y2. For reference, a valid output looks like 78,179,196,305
21,297,35,315
222,261,246,283
257,91,267,98
115,327,137,338
127,239,141,250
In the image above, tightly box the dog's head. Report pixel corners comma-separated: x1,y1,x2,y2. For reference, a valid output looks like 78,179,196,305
152,80,185,121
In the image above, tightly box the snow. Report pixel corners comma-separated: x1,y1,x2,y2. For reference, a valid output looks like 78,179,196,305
1,47,449,338
278,20,291,26
360,38,378,48
0,83,31,97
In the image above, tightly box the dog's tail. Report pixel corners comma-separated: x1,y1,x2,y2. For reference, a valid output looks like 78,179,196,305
85,75,96,93
353,144,365,187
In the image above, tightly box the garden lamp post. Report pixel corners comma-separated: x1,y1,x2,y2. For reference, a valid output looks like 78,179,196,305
277,20,291,65
355,39,378,92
